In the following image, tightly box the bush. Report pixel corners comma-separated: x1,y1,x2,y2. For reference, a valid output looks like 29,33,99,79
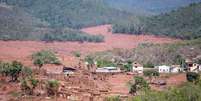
42,31,104,43
32,50,61,65
21,76,39,95
96,59,116,68
129,76,150,95
123,62,132,72
143,62,155,68
46,79,60,96
186,72,200,83
0,61,24,81
72,51,81,58
104,96,121,101
130,82,201,101
143,70,159,77
21,67,33,77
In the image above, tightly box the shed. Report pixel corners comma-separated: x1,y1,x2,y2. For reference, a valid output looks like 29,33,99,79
63,67,76,75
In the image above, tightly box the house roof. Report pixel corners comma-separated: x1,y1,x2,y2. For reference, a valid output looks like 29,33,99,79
185,59,193,63
102,67,117,70
63,67,76,71
158,65,170,68
171,65,181,68
133,62,142,67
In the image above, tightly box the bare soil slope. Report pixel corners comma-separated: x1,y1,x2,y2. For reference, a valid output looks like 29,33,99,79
0,25,177,66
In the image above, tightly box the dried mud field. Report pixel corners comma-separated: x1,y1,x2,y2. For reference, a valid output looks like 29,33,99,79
0,25,178,67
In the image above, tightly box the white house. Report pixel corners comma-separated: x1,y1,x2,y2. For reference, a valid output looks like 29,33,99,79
170,65,183,73
132,62,143,74
95,67,121,73
158,65,170,73
199,65,201,71
185,59,200,72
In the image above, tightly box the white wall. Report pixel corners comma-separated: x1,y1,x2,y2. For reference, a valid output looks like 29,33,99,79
158,65,170,73
133,66,143,73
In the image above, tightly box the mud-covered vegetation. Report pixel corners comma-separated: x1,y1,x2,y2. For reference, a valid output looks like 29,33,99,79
88,38,201,68
42,28,104,42
32,50,61,65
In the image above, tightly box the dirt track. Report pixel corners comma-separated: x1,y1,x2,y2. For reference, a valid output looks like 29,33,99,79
0,25,178,66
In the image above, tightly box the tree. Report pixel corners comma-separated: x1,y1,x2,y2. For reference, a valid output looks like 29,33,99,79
32,50,60,65
186,72,200,84
123,61,133,72
143,70,159,82
73,51,82,68
46,79,60,96
21,67,33,78
0,61,24,82
21,76,39,95
85,56,96,71
143,62,155,68
9,61,23,81
34,58,44,70
129,76,150,95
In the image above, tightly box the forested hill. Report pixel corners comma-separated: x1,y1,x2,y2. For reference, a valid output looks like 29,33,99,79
145,3,201,39
112,2,201,40
4,0,130,29
106,0,201,15
0,3,104,42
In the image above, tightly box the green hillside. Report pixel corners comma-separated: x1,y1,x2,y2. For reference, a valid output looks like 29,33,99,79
5,0,130,28
0,4,45,40
112,3,201,39
0,3,104,42
145,3,201,39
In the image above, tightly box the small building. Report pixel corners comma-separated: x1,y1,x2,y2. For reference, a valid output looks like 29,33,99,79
63,67,76,75
185,59,199,72
158,65,170,73
199,65,201,71
170,65,183,73
95,67,121,73
132,62,143,74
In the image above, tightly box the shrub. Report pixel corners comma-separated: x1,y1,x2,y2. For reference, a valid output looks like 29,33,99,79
129,82,201,101
143,70,159,77
96,59,116,68
143,62,155,68
21,76,39,95
72,51,81,58
104,96,121,101
0,61,24,81
123,62,132,72
42,32,104,43
129,76,150,95
21,67,33,78
32,50,61,65
46,79,60,96
186,72,200,83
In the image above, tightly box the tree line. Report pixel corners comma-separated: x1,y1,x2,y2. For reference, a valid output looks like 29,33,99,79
112,3,201,40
